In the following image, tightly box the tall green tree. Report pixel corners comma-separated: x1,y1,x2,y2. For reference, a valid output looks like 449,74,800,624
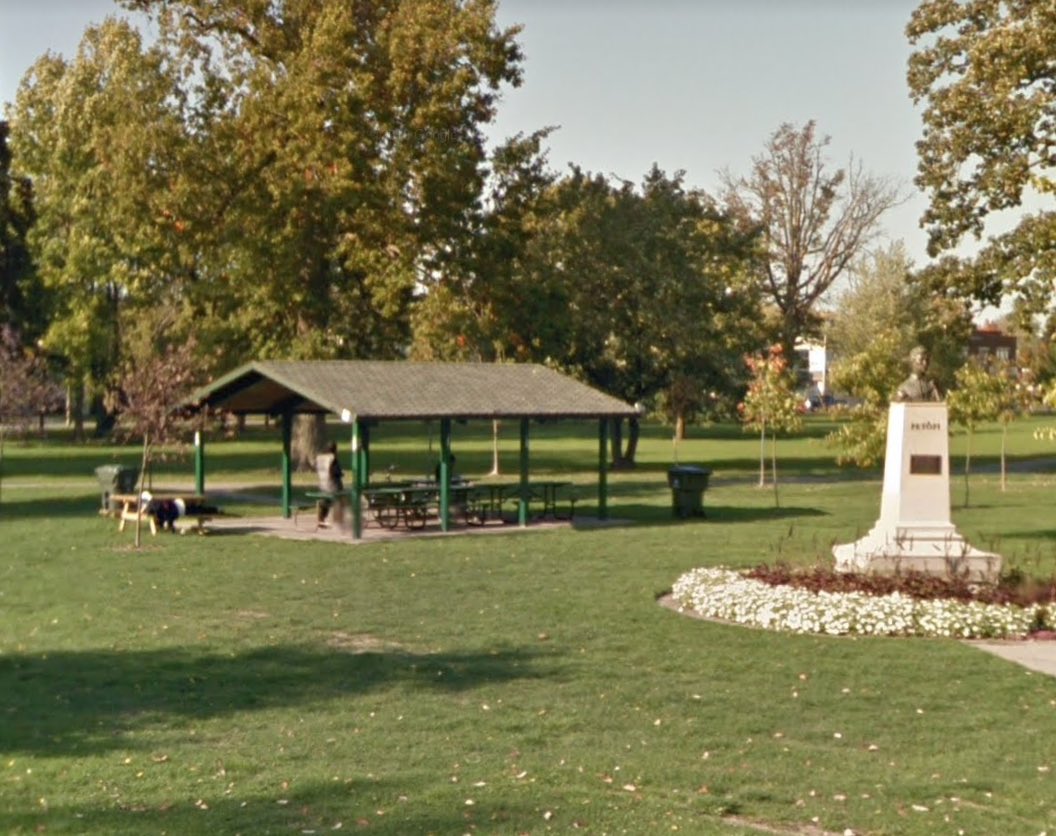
11,1,524,452
907,1,1056,314
0,122,40,341
116,0,525,364
410,128,558,362
826,243,972,467
451,164,761,464
414,160,761,462
10,19,189,438
826,243,919,364
564,168,761,454
722,121,903,355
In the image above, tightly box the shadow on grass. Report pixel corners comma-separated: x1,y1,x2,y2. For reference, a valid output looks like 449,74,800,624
705,504,828,523
0,643,555,756
0,778,544,835
0,484,283,524
589,502,827,525
0,494,98,521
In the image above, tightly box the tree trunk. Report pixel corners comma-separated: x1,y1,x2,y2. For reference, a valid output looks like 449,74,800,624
489,419,501,476
135,434,150,548
758,422,767,488
292,414,325,472
771,434,780,508
1000,423,1008,492
610,416,638,470
71,379,85,442
674,414,686,441
623,416,640,466
609,417,623,468
93,389,118,438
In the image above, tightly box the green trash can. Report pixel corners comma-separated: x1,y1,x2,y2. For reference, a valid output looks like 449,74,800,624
667,465,711,518
94,465,139,513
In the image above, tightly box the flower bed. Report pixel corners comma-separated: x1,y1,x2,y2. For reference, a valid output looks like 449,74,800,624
671,566,1051,639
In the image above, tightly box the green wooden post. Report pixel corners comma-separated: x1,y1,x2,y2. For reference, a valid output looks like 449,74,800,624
281,411,293,519
598,418,609,520
360,424,371,488
194,430,205,496
350,420,363,539
439,417,452,532
518,417,530,527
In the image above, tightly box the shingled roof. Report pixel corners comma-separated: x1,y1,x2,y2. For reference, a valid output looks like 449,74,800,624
186,360,638,421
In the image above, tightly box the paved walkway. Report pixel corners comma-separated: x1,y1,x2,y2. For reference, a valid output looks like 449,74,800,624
204,510,624,544
970,639,1056,677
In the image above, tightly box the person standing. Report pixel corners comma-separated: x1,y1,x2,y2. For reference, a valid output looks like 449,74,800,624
316,441,345,526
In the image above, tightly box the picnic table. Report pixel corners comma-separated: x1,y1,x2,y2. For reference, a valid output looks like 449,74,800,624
469,480,576,522
359,479,500,530
299,479,576,534
303,488,355,529
363,483,436,530
110,492,217,535
528,480,576,520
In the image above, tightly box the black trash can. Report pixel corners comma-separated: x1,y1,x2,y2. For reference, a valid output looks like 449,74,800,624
94,465,139,513
667,465,711,518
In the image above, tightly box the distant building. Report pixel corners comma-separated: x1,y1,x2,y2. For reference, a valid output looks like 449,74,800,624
793,337,828,399
968,325,1016,364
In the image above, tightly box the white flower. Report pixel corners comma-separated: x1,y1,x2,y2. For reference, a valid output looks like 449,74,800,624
671,567,1042,639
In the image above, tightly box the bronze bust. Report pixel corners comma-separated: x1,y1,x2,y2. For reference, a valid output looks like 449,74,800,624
894,346,941,402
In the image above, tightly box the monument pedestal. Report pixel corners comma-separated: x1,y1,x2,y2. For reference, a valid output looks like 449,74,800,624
832,402,1000,583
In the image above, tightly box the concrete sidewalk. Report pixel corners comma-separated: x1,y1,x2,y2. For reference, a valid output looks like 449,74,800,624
202,511,626,544
971,639,1056,677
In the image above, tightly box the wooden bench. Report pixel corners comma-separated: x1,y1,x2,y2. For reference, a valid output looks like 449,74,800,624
301,489,354,529
111,493,215,535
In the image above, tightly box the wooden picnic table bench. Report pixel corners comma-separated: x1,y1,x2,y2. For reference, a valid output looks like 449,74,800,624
110,492,218,535
300,489,356,529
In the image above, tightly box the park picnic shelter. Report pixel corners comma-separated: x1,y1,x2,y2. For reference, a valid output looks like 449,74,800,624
184,360,638,539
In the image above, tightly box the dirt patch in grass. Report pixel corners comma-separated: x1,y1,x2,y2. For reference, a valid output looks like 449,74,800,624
327,631,406,654
724,815,852,835
236,609,271,620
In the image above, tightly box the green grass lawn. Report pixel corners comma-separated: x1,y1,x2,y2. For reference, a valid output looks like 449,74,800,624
1,416,1055,834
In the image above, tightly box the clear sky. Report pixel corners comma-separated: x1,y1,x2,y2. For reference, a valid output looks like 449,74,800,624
1,0,931,265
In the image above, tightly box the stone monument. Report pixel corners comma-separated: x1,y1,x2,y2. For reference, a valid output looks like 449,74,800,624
832,347,1001,582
